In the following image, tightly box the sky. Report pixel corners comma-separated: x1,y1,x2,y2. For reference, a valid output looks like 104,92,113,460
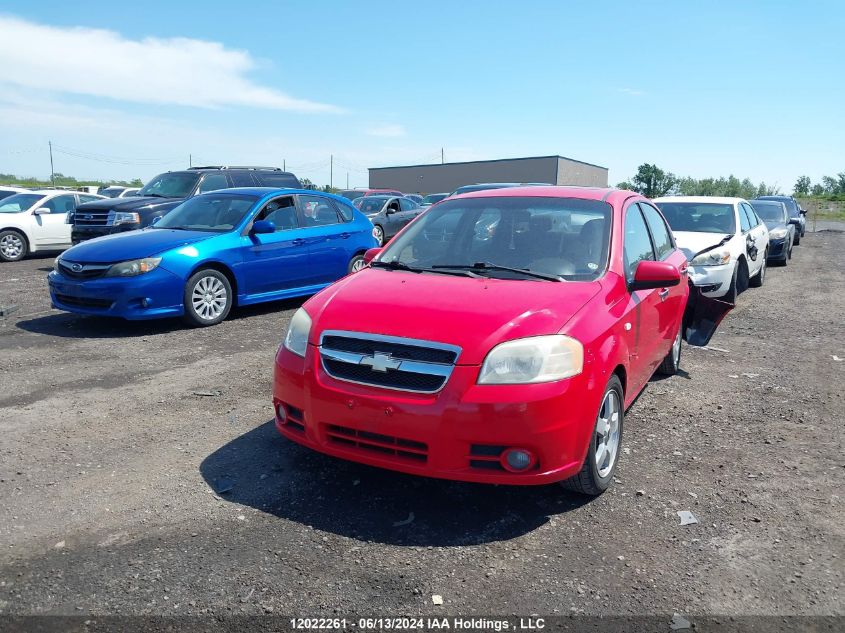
0,1,843,191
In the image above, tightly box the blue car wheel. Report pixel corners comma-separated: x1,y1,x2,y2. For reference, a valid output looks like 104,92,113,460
183,269,233,327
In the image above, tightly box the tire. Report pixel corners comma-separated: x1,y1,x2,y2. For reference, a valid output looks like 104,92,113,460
182,269,233,327
0,230,28,262
657,327,682,376
348,254,365,274
737,259,750,293
373,225,385,246
749,250,767,287
562,375,624,496
725,262,739,304
793,234,800,246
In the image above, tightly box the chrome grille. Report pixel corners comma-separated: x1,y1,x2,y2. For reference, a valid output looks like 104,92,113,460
73,210,113,226
319,330,460,394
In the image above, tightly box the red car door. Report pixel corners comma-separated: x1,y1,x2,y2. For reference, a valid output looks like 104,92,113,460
621,202,663,392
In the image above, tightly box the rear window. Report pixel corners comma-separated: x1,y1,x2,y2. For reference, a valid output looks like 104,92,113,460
255,173,301,188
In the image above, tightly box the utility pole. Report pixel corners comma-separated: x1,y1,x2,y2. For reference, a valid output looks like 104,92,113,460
330,154,333,189
441,147,444,164
48,141,55,186
346,172,349,189
189,153,192,167
283,159,286,171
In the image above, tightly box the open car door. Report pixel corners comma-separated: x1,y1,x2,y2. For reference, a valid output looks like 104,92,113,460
681,237,736,347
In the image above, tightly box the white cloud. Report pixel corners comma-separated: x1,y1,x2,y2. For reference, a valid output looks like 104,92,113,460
365,124,407,138
0,15,341,113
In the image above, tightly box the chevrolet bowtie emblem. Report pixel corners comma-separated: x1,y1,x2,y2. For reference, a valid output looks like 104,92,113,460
359,352,401,372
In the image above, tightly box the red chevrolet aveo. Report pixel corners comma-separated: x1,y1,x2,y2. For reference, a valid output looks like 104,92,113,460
273,187,690,495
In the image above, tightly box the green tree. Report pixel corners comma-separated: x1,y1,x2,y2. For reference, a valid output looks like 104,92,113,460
821,176,838,194
630,163,676,198
794,175,811,196
616,181,634,190
811,184,824,196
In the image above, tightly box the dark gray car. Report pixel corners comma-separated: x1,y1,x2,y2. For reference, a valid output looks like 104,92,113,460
750,200,794,265
354,195,422,245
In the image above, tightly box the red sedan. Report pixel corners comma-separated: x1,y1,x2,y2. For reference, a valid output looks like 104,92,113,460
274,187,709,495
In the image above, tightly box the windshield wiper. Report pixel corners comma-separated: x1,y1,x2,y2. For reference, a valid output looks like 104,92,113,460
143,193,169,198
370,259,480,278
432,262,562,282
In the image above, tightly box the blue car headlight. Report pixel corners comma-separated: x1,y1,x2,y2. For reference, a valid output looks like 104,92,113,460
105,257,162,277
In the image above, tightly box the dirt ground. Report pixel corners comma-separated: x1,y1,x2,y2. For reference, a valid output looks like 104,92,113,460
0,225,842,621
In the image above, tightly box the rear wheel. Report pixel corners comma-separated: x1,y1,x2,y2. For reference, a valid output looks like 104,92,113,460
0,230,27,262
348,254,365,274
657,328,682,375
182,269,232,327
562,375,623,496
749,251,767,287
373,225,385,246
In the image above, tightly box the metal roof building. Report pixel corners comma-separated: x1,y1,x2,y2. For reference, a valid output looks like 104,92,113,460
368,155,608,194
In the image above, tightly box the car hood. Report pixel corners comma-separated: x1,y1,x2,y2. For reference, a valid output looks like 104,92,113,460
673,231,736,260
303,269,602,365
60,228,213,263
75,196,182,212
763,220,789,232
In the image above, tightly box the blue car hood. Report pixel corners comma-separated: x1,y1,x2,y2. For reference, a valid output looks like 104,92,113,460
61,229,213,263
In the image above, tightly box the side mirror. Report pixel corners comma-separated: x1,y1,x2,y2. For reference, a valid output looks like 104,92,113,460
33,208,49,215
799,209,807,215
629,260,681,292
363,247,382,264
788,217,800,226
252,220,275,234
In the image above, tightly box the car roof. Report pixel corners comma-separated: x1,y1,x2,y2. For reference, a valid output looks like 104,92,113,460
653,196,744,204
750,199,785,206
200,187,353,202
454,185,628,203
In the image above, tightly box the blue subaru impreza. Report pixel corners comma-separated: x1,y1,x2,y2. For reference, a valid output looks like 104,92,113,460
48,188,377,326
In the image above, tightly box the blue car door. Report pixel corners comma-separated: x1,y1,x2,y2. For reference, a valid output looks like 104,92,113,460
295,194,354,284
239,195,311,297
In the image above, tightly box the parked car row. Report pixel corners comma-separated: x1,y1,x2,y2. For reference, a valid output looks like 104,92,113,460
5,173,810,499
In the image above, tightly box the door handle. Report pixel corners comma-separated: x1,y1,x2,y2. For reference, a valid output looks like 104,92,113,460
292,238,305,246
339,232,350,239
659,288,670,300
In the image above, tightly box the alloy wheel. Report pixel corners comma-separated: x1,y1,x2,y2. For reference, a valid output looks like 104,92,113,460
191,275,228,321
374,226,384,246
0,234,24,260
595,390,621,478
672,329,682,365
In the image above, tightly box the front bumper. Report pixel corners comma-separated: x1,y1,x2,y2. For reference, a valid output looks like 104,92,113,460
767,237,789,260
48,266,185,320
687,262,734,298
272,345,603,486
71,224,139,245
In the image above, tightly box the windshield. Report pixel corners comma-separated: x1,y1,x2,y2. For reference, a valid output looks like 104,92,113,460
100,187,124,198
154,193,258,232
750,202,786,224
0,193,46,213
138,172,201,198
358,197,389,214
422,194,448,205
655,202,737,234
377,196,612,281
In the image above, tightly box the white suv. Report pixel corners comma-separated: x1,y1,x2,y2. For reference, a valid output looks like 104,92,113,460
0,190,104,262
653,196,769,302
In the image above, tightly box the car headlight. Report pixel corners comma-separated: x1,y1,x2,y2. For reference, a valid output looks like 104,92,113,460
53,256,61,272
283,308,312,357
478,335,584,384
104,257,161,277
691,250,731,266
769,227,788,239
112,212,140,226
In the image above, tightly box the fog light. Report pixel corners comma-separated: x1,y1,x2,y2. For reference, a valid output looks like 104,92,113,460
276,403,288,424
501,448,536,472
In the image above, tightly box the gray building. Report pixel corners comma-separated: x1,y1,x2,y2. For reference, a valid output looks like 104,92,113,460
368,155,608,194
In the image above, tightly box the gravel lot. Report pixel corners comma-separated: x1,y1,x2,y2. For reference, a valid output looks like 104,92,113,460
0,226,842,620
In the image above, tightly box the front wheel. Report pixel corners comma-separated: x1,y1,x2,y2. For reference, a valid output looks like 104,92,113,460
562,375,624,496
657,327,682,375
793,234,800,246
182,269,233,327
0,230,28,262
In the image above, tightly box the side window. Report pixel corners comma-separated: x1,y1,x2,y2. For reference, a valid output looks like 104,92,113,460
298,194,341,226
254,196,298,231
333,199,354,222
256,173,300,188
229,171,256,187
198,173,229,194
399,198,418,212
639,203,674,260
41,195,77,213
742,203,759,227
623,204,656,283
738,204,752,232
78,195,100,204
